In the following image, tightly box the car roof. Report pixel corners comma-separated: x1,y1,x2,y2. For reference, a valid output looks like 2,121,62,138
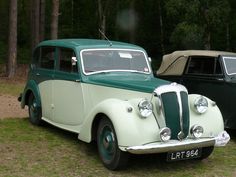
157,50,236,76
37,39,142,50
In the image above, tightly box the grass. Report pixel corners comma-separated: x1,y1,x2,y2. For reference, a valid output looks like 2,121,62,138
0,118,236,177
0,80,24,96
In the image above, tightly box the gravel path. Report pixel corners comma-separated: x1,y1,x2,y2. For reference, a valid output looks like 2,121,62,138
0,94,28,118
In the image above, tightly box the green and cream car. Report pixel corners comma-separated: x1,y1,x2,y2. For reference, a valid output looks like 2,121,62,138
19,39,230,170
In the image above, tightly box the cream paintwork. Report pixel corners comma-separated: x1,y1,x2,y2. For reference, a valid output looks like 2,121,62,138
39,80,225,151
52,80,84,125
38,81,52,119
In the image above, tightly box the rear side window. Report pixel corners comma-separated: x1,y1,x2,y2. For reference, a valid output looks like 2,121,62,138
185,56,222,75
40,47,55,69
59,48,78,73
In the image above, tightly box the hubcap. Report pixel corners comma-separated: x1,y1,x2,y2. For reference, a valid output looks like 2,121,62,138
30,98,38,119
99,126,116,161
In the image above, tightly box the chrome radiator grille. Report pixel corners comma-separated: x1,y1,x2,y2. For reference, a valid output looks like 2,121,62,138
154,83,190,140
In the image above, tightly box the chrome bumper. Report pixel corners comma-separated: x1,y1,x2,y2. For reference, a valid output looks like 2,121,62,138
126,138,215,154
126,131,230,154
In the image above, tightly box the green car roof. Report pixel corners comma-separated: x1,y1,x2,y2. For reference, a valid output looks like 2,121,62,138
37,39,144,50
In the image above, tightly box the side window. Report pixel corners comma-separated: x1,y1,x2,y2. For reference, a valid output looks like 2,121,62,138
186,56,222,75
59,48,78,73
40,47,55,69
33,47,40,67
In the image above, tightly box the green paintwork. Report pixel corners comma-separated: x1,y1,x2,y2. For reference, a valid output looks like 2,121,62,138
84,72,169,93
181,91,190,136
99,126,116,162
37,39,143,51
161,92,189,139
21,79,41,108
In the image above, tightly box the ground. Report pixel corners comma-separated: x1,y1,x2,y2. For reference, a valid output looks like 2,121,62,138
0,94,27,118
0,64,28,118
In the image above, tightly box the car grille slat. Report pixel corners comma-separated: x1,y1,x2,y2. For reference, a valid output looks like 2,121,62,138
154,83,190,140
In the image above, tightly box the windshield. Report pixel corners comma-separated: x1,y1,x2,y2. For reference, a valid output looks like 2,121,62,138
223,56,236,75
81,49,151,75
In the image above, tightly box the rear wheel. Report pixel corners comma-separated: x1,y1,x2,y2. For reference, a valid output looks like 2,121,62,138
97,118,129,170
28,93,42,125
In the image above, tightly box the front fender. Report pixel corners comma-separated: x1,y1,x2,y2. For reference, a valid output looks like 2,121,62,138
21,80,41,108
78,98,160,147
188,94,224,137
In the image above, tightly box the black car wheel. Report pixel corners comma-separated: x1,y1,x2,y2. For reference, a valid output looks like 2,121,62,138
97,118,129,170
198,146,214,160
28,93,42,125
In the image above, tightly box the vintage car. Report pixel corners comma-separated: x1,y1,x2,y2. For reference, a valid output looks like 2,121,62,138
19,40,229,170
157,50,236,129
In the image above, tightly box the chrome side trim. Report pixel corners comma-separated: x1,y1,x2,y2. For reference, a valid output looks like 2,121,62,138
125,138,215,154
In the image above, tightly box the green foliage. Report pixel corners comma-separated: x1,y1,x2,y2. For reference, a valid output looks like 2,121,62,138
170,22,204,49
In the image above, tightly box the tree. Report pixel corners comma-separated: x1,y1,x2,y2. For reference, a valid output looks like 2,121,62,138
30,0,40,51
97,0,112,39
7,0,17,78
51,0,60,39
165,0,230,50
40,0,46,41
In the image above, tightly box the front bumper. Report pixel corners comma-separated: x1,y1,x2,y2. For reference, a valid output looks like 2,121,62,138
126,131,230,154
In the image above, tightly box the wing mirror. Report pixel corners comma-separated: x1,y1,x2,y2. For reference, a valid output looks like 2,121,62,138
71,57,77,66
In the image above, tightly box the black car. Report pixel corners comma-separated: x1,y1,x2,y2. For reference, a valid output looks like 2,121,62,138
157,50,236,129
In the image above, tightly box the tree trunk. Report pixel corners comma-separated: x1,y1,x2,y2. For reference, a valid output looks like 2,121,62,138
129,0,135,43
159,0,165,55
7,0,17,78
40,0,45,41
51,0,60,39
226,22,230,51
204,30,211,50
98,0,105,39
30,0,40,52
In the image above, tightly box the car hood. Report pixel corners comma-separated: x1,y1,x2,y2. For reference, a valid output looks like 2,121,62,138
83,72,170,93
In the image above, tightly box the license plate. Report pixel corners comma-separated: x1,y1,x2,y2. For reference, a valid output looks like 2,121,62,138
167,148,202,161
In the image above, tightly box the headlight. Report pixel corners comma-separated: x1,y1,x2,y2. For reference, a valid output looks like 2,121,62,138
194,96,208,114
160,127,171,142
138,99,153,118
190,125,204,138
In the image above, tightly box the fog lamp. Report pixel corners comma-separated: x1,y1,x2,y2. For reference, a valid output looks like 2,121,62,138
191,125,204,138
160,127,171,142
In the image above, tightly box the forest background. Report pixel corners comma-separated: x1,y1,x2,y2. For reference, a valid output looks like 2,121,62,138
1,0,236,77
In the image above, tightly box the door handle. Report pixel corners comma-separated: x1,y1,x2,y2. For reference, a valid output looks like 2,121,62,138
36,73,40,76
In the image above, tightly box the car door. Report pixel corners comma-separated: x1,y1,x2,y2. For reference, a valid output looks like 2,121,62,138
181,56,226,106
33,46,56,120
52,47,85,126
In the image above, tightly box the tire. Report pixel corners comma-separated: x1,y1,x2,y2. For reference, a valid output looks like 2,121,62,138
28,93,42,125
198,146,214,160
97,118,129,170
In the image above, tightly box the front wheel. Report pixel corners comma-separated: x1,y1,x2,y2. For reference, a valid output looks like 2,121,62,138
198,146,214,160
97,118,129,170
28,93,42,125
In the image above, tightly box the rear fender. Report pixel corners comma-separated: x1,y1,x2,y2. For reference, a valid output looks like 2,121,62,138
21,80,41,108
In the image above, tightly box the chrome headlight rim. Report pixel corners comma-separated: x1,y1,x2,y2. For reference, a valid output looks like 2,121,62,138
190,125,204,138
138,99,153,118
194,96,208,114
160,127,171,142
